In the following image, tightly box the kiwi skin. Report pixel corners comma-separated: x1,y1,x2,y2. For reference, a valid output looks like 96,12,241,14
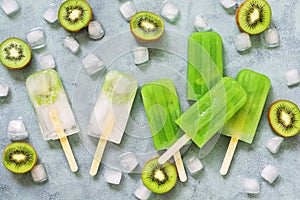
2,142,38,174
0,37,32,70
268,100,300,137
58,0,93,32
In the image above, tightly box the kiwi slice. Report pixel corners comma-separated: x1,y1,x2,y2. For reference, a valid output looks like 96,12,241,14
142,157,177,194
130,11,164,42
236,0,271,35
268,100,300,137
2,142,38,174
58,0,92,32
0,37,32,69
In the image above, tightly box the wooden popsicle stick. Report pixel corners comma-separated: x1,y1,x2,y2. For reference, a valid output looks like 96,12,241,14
89,114,114,176
173,150,187,182
49,109,78,172
158,134,191,164
220,137,239,176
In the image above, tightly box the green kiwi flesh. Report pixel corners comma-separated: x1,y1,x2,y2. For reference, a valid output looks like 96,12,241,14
130,11,164,42
0,37,32,69
236,0,271,35
268,100,300,137
142,157,177,194
2,142,37,174
58,0,92,32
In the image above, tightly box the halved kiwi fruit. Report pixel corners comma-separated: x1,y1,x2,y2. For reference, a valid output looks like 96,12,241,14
268,100,300,137
58,0,92,32
142,157,177,194
2,142,38,174
236,0,271,35
130,11,164,42
0,37,32,69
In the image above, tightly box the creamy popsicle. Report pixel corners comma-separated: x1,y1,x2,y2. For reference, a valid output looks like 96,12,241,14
141,79,187,182
220,69,271,175
88,70,138,176
26,69,78,172
158,77,247,164
187,32,223,100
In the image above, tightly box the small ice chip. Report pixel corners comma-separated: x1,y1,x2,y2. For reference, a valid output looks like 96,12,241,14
184,155,203,175
219,0,238,9
193,15,211,32
233,32,251,52
133,180,152,200
104,168,122,185
242,178,260,194
88,21,105,40
44,5,57,23
132,47,149,65
161,1,180,23
82,53,105,75
26,28,46,49
119,152,139,172
63,36,80,54
266,136,284,154
261,165,279,184
31,163,48,183
285,69,299,86
39,54,55,69
0,0,20,16
7,119,29,141
0,80,9,97
119,1,136,21
261,28,280,48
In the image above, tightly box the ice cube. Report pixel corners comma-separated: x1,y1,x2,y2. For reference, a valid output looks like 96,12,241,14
104,168,122,185
0,0,20,16
233,32,251,52
266,136,284,154
219,0,238,9
184,155,203,175
7,119,29,141
88,21,105,40
261,165,279,184
31,163,48,183
133,180,152,200
242,178,260,194
161,1,180,23
26,28,46,50
0,80,9,97
63,36,80,54
82,53,105,75
119,1,136,21
285,69,299,86
132,47,149,65
193,15,211,32
39,54,55,69
119,152,139,172
261,28,280,48
43,4,57,24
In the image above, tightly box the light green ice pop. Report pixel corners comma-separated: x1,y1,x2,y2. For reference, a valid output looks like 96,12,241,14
220,69,271,175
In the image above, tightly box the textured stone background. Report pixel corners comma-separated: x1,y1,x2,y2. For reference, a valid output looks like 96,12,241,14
0,0,300,199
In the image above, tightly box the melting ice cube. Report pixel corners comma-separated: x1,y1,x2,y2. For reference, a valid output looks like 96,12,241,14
31,163,48,183
266,136,284,154
133,180,152,200
242,178,260,194
233,32,251,52
26,28,46,49
261,28,280,48
261,165,279,184
0,0,20,16
285,69,299,86
184,155,203,175
119,1,136,21
132,47,149,65
63,36,80,54
88,21,105,40
219,0,238,10
39,54,55,69
119,152,139,172
193,15,211,32
104,168,122,185
44,4,57,24
161,1,180,23
7,119,29,141
82,53,105,75
0,80,9,97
